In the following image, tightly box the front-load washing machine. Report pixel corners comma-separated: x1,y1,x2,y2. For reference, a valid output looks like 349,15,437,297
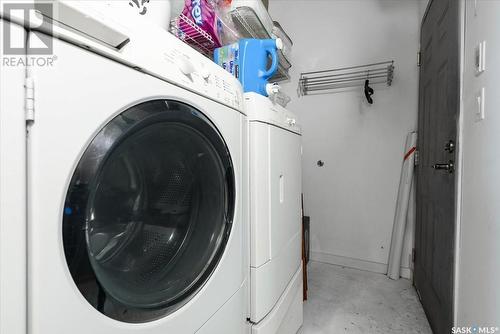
1,2,249,333
245,93,303,334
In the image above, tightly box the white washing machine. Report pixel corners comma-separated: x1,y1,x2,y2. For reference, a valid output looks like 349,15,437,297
245,93,303,334
1,3,249,333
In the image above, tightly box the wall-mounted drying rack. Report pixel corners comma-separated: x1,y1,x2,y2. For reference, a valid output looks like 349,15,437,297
298,60,395,97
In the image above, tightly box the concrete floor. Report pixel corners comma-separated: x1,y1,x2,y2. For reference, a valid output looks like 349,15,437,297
299,261,432,334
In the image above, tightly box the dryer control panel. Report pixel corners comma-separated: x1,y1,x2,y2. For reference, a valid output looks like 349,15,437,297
245,92,301,134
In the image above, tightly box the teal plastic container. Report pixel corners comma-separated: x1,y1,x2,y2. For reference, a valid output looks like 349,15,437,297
214,38,281,97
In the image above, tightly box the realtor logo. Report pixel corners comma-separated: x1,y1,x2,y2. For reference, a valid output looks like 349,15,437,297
2,2,53,55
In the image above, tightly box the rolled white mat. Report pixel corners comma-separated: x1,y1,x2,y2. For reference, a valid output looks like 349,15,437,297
387,131,417,280
405,176,416,275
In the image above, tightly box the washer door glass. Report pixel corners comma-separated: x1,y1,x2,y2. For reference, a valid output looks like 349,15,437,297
62,100,235,323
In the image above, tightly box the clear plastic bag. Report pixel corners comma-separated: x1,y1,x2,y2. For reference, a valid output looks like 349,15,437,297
213,0,241,45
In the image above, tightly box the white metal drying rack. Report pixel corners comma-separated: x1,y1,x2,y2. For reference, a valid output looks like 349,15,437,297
298,60,394,96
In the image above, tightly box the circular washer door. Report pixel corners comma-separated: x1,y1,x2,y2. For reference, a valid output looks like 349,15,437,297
62,100,235,323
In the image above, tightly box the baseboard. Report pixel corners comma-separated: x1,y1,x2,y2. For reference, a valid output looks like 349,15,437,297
310,251,412,280
400,267,412,280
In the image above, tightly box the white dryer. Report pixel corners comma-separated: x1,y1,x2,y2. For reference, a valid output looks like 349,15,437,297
245,93,303,334
2,3,249,333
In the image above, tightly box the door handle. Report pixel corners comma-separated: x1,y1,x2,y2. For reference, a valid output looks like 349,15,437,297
432,160,454,173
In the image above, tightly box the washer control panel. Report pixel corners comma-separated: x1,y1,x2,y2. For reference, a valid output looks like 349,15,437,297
124,32,244,112
42,2,244,112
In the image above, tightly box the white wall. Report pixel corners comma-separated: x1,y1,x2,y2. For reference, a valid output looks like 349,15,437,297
456,0,500,325
269,0,421,275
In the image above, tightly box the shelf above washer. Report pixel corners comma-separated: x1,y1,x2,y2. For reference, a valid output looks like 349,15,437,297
229,6,292,82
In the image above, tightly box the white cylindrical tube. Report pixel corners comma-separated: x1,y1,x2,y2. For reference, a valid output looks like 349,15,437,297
387,131,417,280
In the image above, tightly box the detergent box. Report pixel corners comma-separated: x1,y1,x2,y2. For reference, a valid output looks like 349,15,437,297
214,42,240,79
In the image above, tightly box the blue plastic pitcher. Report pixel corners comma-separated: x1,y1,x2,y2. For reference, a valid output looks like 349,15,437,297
238,38,280,96
214,38,282,96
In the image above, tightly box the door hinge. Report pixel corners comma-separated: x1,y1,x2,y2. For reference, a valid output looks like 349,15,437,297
24,76,35,122
414,149,420,166
412,248,416,263
417,51,422,67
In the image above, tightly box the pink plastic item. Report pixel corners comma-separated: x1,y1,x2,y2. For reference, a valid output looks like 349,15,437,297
180,0,223,48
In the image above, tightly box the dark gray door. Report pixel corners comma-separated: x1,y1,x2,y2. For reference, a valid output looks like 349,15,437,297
415,0,459,333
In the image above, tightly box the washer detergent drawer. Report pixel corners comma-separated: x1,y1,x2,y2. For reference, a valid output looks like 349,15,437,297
249,121,302,322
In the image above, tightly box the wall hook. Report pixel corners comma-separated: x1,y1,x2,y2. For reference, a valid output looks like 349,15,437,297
364,79,374,104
